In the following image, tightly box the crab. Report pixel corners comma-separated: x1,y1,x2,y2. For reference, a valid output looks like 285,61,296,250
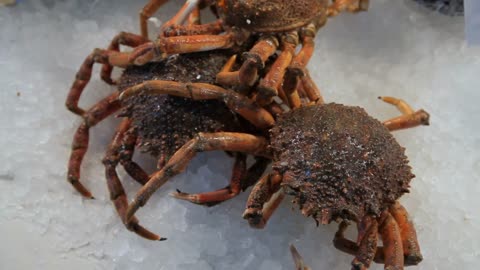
66,50,272,239
119,61,430,268
133,0,371,105
66,0,369,121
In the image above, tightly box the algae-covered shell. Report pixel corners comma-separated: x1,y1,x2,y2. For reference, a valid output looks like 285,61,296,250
270,103,414,223
118,51,250,159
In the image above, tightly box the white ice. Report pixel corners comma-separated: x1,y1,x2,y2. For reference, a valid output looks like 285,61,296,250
1,1,479,269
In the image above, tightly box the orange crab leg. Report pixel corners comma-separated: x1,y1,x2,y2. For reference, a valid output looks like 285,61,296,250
66,49,129,116
119,80,275,129
124,132,270,231
140,0,170,38
115,125,150,186
129,33,235,66
163,20,224,37
379,96,430,131
290,245,312,270
389,202,423,265
353,216,379,270
101,32,149,85
301,70,324,104
257,32,299,106
243,172,284,228
238,36,279,87
327,0,369,17
379,212,405,269
171,153,247,206
103,119,163,241
67,92,122,198
172,155,270,206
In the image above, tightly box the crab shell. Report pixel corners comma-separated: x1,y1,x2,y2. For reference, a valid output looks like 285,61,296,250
217,0,329,32
118,51,252,159
270,103,414,224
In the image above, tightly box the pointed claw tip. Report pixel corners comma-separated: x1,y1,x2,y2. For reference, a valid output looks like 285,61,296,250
159,237,167,241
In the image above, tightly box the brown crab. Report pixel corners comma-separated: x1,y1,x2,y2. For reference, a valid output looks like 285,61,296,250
132,0,370,105
119,63,429,268
66,50,270,240
66,0,368,121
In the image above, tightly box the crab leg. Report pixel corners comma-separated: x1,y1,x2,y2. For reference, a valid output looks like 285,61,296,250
66,49,130,116
243,172,285,228
163,20,224,37
119,80,275,129
187,5,201,25
216,36,280,88
301,70,324,104
103,119,164,240
290,245,312,270
389,202,423,265
257,32,299,106
67,92,122,198
101,32,149,85
172,155,270,206
283,25,317,108
160,0,201,33
379,212,405,269
379,97,430,131
140,0,170,38
171,153,247,206
124,132,270,227
129,33,236,66
116,125,150,186
352,216,379,270
333,221,419,267
327,0,370,17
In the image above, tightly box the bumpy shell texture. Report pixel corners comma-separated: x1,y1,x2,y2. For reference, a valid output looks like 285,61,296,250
221,0,328,32
270,103,414,223
118,51,248,158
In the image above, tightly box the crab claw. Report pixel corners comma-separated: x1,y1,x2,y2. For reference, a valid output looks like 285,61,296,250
290,245,311,270
129,42,164,66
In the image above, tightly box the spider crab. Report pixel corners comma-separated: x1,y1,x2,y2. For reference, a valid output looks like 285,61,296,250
66,50,271,240
65,0,369,122
119,66,429,268
133,0,369,105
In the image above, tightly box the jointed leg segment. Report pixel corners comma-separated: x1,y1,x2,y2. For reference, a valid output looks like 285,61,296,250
119,80,275,129
125,132,270,227
67,92,122,198
379,96,430,131
333,202,422,269
243,172,285,228
103,119,163,240
66,48,130,116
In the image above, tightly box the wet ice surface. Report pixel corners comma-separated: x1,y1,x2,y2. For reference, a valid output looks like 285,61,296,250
1,0,479,269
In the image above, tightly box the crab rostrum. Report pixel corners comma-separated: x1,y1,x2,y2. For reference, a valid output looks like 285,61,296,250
119,60,429,268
